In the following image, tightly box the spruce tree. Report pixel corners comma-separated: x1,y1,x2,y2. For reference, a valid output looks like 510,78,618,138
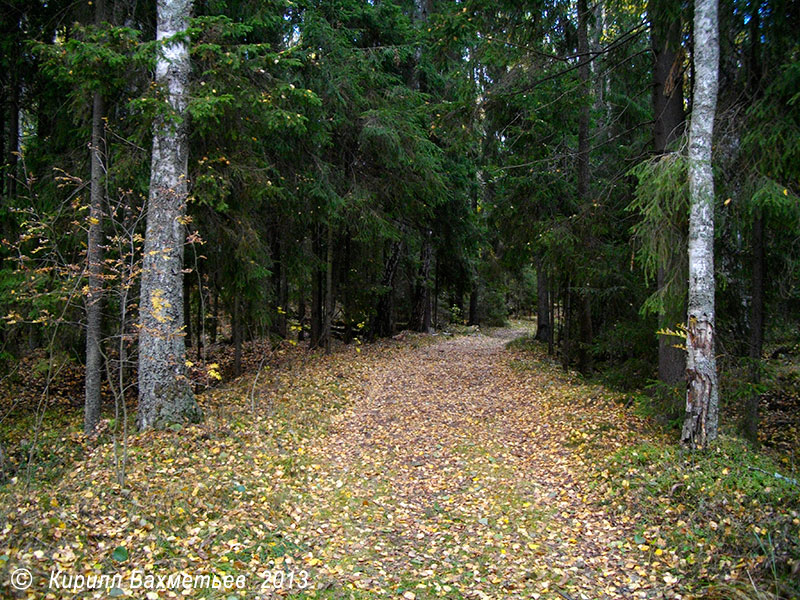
137,0,202,430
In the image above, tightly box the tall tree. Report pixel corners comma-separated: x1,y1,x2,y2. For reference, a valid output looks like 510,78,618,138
84,0,105,437
5,17,20,204
576,0,593,375
681,0,719,448
323,223,333,353
410,0,433,334
535,261,550,341
744,0,763,444
650,0,687,387
137,0,202,430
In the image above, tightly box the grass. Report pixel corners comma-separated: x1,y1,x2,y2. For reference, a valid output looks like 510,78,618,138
3,326,798,599
599,436,800,599
0,337,382,599
505,331,800,599
504,333,539,353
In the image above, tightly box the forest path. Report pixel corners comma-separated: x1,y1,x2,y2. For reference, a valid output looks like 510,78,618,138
291,328,668,600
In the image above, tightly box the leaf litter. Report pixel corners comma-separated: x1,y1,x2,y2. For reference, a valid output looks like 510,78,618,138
0,327,796,599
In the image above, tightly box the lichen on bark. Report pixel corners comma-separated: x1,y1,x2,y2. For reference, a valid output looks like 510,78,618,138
137,0,202,430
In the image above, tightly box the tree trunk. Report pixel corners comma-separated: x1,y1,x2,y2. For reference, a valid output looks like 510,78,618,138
408,0,432,334
561,281,572,369
85,0,107,437
0,92,5,254
433,257,440,329
652,3,685,153
576,0,593,375
743,0,763,445
342,234,352,343
548,273,555,355
682,0,719,449
412,232,433,332
310,233,323,348
577,0,590,202
6,61,19,201
467,281,478,327
578,292,593,374
279,238,288,338
210,284,218,344
555,279,562,351
85,82,105,437
412,0,431,90
467,187,479,327
0,97,4,197
535,261,550,341
233,298,242,376
744,210,764,443
272,231,288,337
137,0,202,430
183,275,192,348
297,293,306,342
657,268,686,384
374,239,402,338
195,261,204,361
324,224,334,353
746,0,761,98
652,0,687,386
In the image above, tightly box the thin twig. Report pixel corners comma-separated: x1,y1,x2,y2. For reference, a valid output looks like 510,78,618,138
748,466,799,488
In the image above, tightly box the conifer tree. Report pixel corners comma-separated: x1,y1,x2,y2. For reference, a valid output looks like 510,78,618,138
84,0,105,437
137,0,202,430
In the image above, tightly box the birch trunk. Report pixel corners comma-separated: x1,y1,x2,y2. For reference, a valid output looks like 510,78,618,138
682,0,719,448
137,0,202,429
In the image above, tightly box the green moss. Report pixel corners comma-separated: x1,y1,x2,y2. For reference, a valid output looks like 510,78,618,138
602,436,800,597
152,379,204,429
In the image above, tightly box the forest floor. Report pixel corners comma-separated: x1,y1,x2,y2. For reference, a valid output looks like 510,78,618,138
0,325,798,599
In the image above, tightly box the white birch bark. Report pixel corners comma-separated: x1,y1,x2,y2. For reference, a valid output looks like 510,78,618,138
137,0,202,429
681,0,719,448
